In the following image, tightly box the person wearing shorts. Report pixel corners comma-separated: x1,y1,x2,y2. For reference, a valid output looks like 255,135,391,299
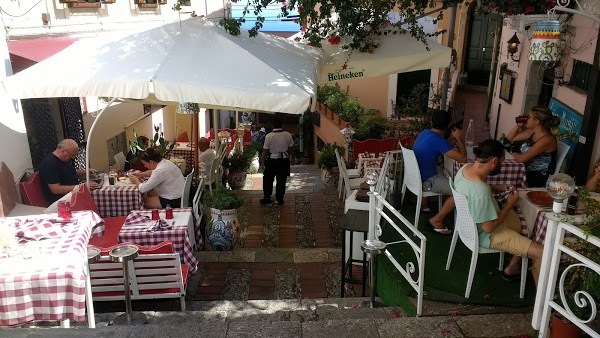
413,109,467,234
454,139,543,286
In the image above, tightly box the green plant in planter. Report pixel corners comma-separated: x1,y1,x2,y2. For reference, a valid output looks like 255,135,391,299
317,143,345,170
205,186,243,210
354,113,390,141
152,125,175,158
317,84,342,103
323,88,349,114
299,112,314,159
340,97,364,127
222,148,253,173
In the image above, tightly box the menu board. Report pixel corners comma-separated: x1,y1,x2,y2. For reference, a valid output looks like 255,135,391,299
548,98,583,170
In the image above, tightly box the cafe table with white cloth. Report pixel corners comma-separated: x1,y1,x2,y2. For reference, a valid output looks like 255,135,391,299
356,152,385,176
117,209,199,275
444,152,528,188
0,211,104,327
91,174,143,218
517,188,598,244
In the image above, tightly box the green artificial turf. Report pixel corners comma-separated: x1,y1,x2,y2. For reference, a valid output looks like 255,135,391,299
376,193,536,313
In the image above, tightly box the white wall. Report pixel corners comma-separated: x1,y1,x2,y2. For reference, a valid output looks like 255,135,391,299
0,26,32,180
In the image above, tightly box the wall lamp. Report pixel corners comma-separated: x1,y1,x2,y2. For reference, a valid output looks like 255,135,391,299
507,33,521,64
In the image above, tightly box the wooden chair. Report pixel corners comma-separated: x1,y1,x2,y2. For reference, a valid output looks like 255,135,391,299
89,241,188,311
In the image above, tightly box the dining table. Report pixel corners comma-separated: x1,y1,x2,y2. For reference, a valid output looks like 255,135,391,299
171,142,194,174
90,174,144,218
0,211,104,327
444,152,528,188
517,188,596,244
356,152,385,176
117,209,199,275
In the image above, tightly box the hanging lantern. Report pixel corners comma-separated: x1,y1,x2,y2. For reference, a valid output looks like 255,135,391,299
177,102,200,114
529,20,561,61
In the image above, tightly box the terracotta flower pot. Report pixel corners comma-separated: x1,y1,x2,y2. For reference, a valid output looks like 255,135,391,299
550,314,582,338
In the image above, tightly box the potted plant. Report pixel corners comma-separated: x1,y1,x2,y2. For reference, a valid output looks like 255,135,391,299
205,187,244,251
152,125,175,158
317,143,344,186
223,148,253,189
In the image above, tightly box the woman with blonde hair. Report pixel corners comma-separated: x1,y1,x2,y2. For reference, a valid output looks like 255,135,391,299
506,105,561,187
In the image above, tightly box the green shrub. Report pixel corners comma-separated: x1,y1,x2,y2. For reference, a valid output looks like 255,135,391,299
340,98,364,126
317,143,345,170
223,148,254,172
317,84,342,103
354,114,391,140
205,186,243,210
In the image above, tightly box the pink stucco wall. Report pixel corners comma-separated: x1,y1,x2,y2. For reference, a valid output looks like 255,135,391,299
489,14,598,179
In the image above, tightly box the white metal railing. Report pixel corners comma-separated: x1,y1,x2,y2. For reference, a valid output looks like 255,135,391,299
371,193,427,316
534,218,600,338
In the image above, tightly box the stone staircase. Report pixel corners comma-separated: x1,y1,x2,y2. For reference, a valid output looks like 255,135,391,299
5,298,536,337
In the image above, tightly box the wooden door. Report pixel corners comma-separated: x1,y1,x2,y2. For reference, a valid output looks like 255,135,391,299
465,12,502,87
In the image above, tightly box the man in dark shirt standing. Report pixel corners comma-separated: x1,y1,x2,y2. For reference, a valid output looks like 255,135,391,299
39,139,97,203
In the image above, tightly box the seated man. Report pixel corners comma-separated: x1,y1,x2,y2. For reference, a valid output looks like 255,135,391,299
455,139,542,285
413,109,466,234
39,139,97,203
252,127,266,145
198,137,216,171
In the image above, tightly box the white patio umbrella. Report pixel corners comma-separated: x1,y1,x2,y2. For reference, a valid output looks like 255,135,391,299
1,18,322,181
2,18,322,114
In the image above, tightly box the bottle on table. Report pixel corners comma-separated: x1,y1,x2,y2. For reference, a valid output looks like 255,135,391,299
108,166,117,185
465,119,474,160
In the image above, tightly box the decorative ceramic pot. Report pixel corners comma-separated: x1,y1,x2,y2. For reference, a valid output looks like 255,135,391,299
207,208,240,251
248,156,260,174
550,314,582,338
227,170,247,189
321,168,338,187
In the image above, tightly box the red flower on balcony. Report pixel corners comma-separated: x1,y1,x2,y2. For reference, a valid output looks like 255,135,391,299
480,0,558,15
524,6,535,13
327,34,341,45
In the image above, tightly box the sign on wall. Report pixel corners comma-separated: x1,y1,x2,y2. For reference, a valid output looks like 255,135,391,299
548,98,583,171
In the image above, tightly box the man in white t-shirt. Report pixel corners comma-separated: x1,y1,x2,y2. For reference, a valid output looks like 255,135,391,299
260,116,294,205
198,137,216,172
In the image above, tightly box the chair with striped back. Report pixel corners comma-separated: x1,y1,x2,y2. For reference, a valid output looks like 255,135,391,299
88,241,189,311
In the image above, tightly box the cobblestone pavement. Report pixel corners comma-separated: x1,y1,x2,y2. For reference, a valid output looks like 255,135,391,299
198,165,356,301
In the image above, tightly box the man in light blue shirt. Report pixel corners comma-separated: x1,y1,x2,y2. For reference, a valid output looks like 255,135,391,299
454,139,543,285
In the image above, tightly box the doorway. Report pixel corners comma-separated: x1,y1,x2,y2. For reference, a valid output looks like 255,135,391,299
465,11,502,87
395,70,431,112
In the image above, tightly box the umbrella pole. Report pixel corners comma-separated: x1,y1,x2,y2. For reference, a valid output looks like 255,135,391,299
193,112,199,176
86,97,118,187
213,109,221,187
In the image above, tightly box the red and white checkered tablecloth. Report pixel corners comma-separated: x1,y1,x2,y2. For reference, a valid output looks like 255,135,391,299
531,210,583,244
171,143,193,175
91,186,144,218
118,210,198,275
452,159,528,188
0,211,103,327
357,153,384,177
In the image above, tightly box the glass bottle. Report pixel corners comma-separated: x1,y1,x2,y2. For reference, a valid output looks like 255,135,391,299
465,119,474,148
108,166,117,185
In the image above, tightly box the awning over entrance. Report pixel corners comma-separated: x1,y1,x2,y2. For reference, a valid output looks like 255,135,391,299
8,37,77,73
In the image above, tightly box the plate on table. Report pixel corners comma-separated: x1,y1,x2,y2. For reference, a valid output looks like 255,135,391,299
527,191,553,207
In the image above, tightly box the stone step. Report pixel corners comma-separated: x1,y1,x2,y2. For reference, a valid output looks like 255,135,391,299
196,247,342,264
2,313,536,338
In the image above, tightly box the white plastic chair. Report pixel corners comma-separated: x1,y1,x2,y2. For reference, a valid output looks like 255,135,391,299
399,145,443,227
205,157,220,195
191,177,205,250
344,154,391,213
335,148,362,200
446,179,527,299
554,141,570,174
180,169,194,208
114,152,126,171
